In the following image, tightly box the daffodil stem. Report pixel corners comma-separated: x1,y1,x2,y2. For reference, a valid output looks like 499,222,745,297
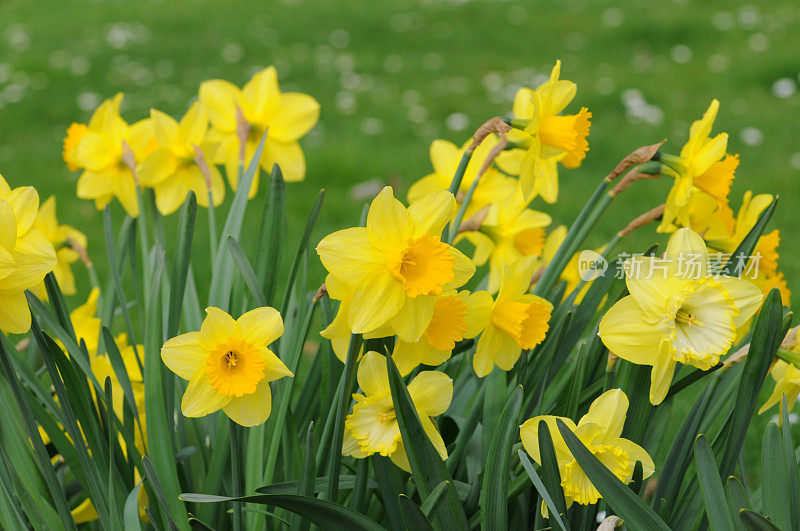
207,189,218,271
229,420,242,531
533,183,614,296
447,150,473,196
325,333,362,502
446,169,482,244
777,348,800,367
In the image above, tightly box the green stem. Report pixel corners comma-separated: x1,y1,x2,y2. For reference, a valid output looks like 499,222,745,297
229,421,242,531
448,150,473,195
446,169,482,244
207,189,218,273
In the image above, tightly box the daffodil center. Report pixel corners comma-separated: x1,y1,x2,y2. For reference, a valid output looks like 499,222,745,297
492,298,551,349
206,338,265,397
538,109,591,159
388,234,455,297
675,308,703,327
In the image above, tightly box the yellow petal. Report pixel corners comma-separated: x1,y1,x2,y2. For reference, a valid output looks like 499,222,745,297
460,231,495,267
0,290,31,334
269,93,320,142
243,66,280,120
154,173,190,215
420,415,448,460
0,230,57,291
112,171,140,218
578,389,628,439
464,290,493,338
348,269,406,333
715,276,762,327
391,340,428,376
612,438,655,479
181,368,231,417
0,199,18,254
598,296,666,365
389,439,412,472
624,255,683,319
238,306,283,347
407,190,456,238
367,187,414,251
442,247,476,290
316,227,384,286
149,109,180,147
263,139,305,182
665,228,709,278
137,148,179,186
408,370,452,417
520,415,576,464
513,87,535,120
71,498,99,524
473,325,519,377
6,186,38,237
498,256,538,300
390,295,434,343
262,348,293,381
178,101,208,145
199,307,241,347
357,351,389,396
650,342,676,405
199,79,240,132
429,139,459,176
76,170,115,201
222,380,272,427
161,331,204,380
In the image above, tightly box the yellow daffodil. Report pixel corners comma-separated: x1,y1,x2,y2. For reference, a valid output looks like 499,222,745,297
0,175,57,333
316,187,475,339
659,189,736,242
69,94,156,217
501,61,591,202
199,66,319,197
520,389,654,510
343,351,451,472
31,196,87,296
161,306,292,427
392,289,486,375
137,103,224,215
67,287,102,355
658,100,738,232
459,192,551,293
759,359,800,415
598,228,762,405
408,137,519,222
468,256,553,377
63,123,89,171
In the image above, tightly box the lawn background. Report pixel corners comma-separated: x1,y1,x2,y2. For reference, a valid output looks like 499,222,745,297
1,0,799,493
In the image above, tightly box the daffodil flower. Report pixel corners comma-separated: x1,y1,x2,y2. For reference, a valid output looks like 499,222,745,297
499,61,591,202
199,66,319,197
70,94,156,217
161,306,292,427
658,99,738,232
316,187,475,339
468,256,553,377
407,137,519,222
759,359,800,415
343,351,451,472
137,102,225,215
520,389,654,511
0,175,57,333
31,196,87,296
459,192,551,293
599,228,763,405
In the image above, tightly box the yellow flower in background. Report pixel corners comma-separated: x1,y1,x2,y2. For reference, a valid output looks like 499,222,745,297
67,287,102,355
316,187,475,339
343,351,451,472
759,359,800,415
459,192,551,293
391,289,486,375
501,60,591,202
31,196,87,296
658,100,738,232
659,189,736,242
161,306,292,427
137,103,225,215
408,137,519,222
598,228,762,405
520,389,654,510
69,94,156,217
199,66,319,197
0,175,57,334
468,256,553,377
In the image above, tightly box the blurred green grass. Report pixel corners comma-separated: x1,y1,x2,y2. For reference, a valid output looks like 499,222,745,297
1,0,799,490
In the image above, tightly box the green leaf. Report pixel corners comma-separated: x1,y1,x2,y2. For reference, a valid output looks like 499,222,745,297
208,130,267,309
726,477,750,531
180,493,384,531
481,368,506,467
386,354,468,530
739,510,781,531
399,495,435,531
518,451,568,531
421,481,451,518
167,192,197,337
280,189,325,315
480,385,522,531
294,422,316,531
722,196,778,276
761,422,791,529
537,419,568,520
255,163,286,305
141,457,181,531
556,418,669,530
256,476,377,495
695,434,735,531
103,206,141,358
124,481,144,531
566,342,587,420
719,289,784,479
780,396,800,530
227,235,267,306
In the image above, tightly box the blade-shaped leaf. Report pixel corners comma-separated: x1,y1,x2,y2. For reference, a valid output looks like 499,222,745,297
761,422,791,529
695,434,735,531
518,451,568,531
399,495,434,531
